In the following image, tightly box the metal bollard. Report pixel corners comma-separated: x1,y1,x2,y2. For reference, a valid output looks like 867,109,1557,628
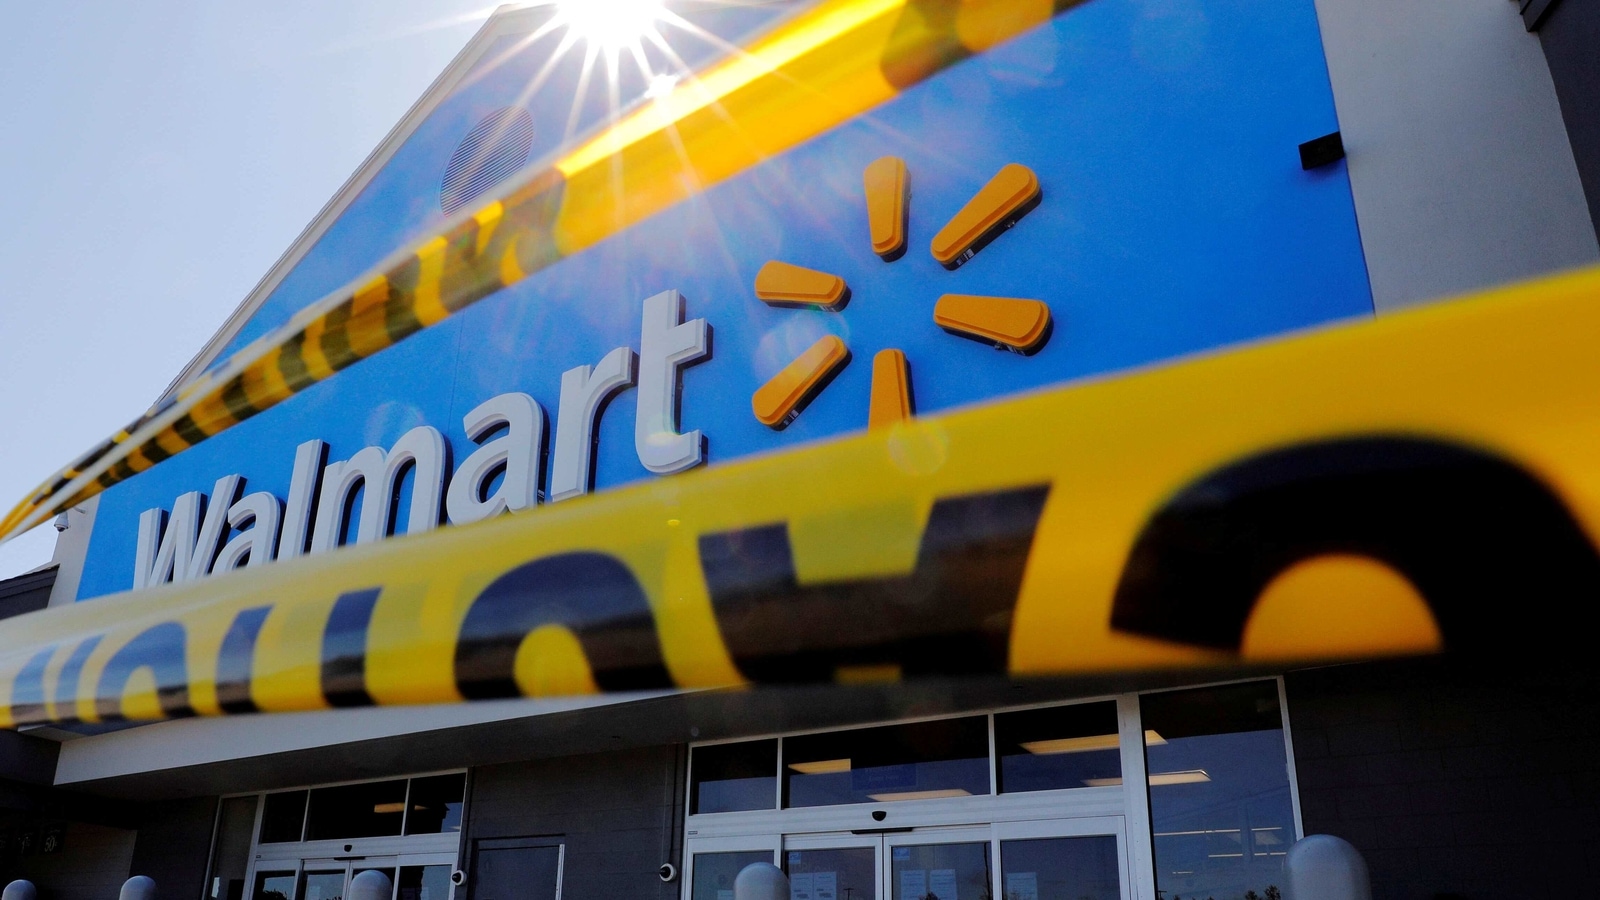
2,880,38,900
348,871,394,900
733,862,789,900
1284,834,1372,900
120,876,157,900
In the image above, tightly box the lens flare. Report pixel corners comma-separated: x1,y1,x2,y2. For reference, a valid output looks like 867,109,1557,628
553,0,667,52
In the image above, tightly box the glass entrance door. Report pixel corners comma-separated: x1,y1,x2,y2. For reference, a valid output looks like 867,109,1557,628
301,858,398,900
993,818,1128,900
251,854,456,900
785,833,882,900
884,831,991,900
686,836,782,900
776,819,1128,900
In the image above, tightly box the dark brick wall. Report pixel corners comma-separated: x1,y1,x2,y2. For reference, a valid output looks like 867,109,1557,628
465,744,685,900
1285,658,1600,899
129,797,218,900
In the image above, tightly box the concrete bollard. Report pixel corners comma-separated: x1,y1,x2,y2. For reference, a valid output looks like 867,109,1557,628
348,870,394,900
120,876,157,900
733,862,789,900
3,881,38,900
1284,834,1372,900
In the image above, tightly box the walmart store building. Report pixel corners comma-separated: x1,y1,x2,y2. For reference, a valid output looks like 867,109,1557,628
3,1,1600,899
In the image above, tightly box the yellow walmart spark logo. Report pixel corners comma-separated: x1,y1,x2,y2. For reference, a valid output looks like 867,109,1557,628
749,158,1051,430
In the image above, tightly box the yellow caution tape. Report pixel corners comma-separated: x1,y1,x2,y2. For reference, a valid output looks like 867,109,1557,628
4,265,1600,728
0,0,1090,545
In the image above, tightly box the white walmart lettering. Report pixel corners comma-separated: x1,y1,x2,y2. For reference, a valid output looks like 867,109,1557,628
131,296,710,589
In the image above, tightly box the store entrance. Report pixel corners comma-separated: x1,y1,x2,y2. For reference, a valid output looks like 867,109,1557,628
683,700,1147,900
300,858,395,900
687,818,1128,900
253,854,456,900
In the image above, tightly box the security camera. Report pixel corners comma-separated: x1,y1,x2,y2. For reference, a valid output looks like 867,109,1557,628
450,871,466,887
658,864,678,883
53,512,70,533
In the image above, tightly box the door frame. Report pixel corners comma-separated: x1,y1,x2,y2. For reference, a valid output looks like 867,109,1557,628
466,837,567,900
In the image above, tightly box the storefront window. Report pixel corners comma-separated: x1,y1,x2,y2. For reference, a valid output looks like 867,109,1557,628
1141,681,1295,900
692,739,778,814
259,791,308,843
995,701,1122,793
305,779,407,841
405,773,466,834
783,717,990,807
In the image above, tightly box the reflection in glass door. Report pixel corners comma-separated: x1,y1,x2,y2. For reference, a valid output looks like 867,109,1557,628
998,836,1120,900
684,836,780,900
993,818,1128,900
395,864,454,900
783,829,996,900
788,845,878,900
250,855,455,900
254,871,296,900
692,851,779,900
299,868,349,900
301,858,398,900
886,840,990,900
771,821,1128,900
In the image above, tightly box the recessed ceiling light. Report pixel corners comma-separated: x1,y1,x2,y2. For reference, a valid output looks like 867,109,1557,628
865,789,972,802
788,758,851,775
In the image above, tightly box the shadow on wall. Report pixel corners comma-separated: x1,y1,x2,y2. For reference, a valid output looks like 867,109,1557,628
0,821,135,900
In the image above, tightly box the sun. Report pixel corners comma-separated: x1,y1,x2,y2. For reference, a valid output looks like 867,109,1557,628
750,158,1052,431
551,0,667,53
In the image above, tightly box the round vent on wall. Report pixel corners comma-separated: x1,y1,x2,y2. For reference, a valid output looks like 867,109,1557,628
440,107,536,216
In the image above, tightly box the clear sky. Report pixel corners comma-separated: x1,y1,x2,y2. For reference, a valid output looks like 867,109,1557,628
0,2,497,579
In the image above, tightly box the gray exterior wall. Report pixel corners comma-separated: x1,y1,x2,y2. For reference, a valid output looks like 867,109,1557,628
1315,0,1599,311
464,745,686,900
1286,658,1600,899
128,797,219,900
